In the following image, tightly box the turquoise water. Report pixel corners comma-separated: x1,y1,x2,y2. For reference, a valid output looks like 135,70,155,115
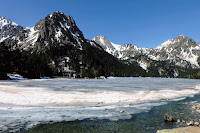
20,94,200,133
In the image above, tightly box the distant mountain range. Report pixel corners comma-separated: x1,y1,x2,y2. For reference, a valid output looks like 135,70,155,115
0,11,200,79
92,35,200,69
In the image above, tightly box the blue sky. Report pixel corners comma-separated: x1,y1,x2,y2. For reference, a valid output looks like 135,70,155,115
1,0,200,48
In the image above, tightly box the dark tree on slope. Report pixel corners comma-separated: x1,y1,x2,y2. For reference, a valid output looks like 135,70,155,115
19,52,53,79
0,42,11,79
0,42,53,79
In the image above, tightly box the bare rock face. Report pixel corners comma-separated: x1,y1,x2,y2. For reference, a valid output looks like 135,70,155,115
164,114,176,122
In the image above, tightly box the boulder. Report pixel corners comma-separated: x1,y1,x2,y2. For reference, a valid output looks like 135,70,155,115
120,110,125,113
193,105,197,109
182,120,186,124
187,121,194,126
164,114,176,122
197,109,200,114
195,122,199,126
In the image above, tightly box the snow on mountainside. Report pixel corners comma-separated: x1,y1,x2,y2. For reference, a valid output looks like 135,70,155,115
92,35,151,60
93,35,200,70
0,16,18,29
0,16,24,43
0,11,103,52
150,35,200,68
155,38,173,50
1,12,200,75
92,35,121,57
1,11,124,78
21,11,85,51
92,35,151,69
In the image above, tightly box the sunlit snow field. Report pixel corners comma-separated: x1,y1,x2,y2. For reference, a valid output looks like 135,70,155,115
0,77,200,132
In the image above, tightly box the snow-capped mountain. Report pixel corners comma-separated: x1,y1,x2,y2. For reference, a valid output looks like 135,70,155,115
1,11,131,78
0,16,24,43
92,35,200,71
1,11,200,78
92,35,152,69
1,11,97,51
149,35,200,68
92,35,121,57
92,35,151,60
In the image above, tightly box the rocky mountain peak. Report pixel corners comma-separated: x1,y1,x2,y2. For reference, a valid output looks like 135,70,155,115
92,35,115,49
174,34,190,42
0,16,23,43
177,34,186,38
92,35,107,41
150,35,200,68
0,16,18,29
0,16,5,21
155,35,197,51
92,35,122,57
48,11,76,29
34,11,83,38
0,11,86,51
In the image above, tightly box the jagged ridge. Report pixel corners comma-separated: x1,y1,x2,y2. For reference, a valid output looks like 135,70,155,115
0,11,146,78
93,35,200,72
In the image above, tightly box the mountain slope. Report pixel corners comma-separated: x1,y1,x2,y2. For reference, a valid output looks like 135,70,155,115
92,35,151,59
1,12,200,78
0,16,24,43
149,35,200,68
0,12,146,78
92,35,200,77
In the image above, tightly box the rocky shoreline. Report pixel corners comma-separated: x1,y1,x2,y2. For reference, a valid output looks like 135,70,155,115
157,103,200,133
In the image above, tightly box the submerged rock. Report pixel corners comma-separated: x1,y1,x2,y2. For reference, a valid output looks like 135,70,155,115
164,114,175,122
120,110,125,113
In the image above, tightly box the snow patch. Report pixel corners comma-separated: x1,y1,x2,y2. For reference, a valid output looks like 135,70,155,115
112,43,121,51
55,29,62,41
19,27,39,48
0,36,9,43
155,38,173,50
179,48,199,67
138,60,148,70
0,17,18,29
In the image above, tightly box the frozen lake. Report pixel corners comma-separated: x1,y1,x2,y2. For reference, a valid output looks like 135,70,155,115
0,77,200,132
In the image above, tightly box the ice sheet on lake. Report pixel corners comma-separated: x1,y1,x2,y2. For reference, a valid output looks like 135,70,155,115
0,77,200,132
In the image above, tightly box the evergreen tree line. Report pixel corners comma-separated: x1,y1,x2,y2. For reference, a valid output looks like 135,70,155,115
0,42,52,79
0,41,200,79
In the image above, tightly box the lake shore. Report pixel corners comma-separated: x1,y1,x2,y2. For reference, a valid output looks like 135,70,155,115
157,126,200,133
16,94,200,133
0,78,200,132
